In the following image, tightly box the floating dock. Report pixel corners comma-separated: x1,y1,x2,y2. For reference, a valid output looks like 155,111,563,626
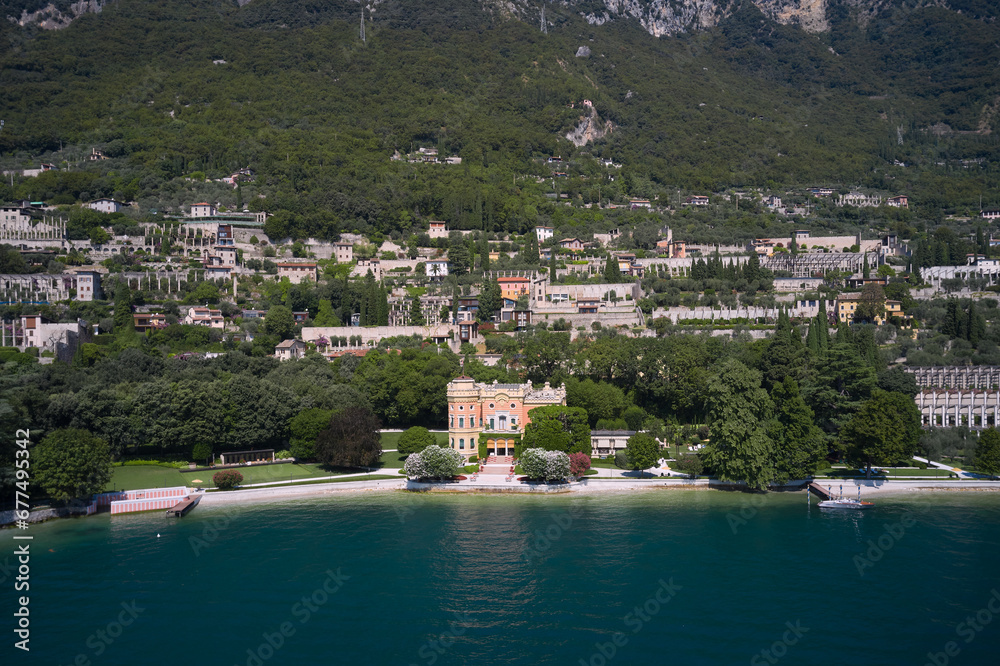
165,493,202,517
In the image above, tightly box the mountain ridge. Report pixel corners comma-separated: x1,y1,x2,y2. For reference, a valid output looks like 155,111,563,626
9,0,998,36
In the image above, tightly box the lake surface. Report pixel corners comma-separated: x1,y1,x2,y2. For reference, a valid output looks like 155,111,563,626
6,490,1000,665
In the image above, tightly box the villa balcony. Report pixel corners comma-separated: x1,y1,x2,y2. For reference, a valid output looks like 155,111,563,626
480,426,522,435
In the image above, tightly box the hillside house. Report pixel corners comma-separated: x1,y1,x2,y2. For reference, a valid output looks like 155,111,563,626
133,313,168,332
498,276,530,301
426,259,449,279
189,203,217,218
87,198,126,214
686,195,709,206
428,221,448,238
886,195,909,209
535,226,554,242
276,261,317,284
335,242,354,263
184,307,225,329
559,238,585,251
275,339,307,361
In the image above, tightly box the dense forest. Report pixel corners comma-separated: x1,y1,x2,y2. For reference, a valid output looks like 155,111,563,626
1,0,998,242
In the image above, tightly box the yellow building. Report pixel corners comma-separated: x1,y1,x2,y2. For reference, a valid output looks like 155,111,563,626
836,293,903,324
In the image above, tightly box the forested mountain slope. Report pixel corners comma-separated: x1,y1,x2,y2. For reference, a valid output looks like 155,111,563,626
1,0,997,238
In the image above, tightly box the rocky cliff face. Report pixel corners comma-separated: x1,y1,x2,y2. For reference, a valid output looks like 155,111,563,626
15,1,104,30
9,0,990,35
572,0,965,36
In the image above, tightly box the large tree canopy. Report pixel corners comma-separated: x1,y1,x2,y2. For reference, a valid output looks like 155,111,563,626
33,428,112,502
314,406,383,468
702,358,775,491
840,390,922,477
521,405,591,455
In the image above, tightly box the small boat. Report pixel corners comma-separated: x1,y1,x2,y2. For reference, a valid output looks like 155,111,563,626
818,487,874,510
818,497,874,510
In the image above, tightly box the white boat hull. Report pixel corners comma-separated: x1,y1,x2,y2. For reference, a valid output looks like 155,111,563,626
818,499,874,510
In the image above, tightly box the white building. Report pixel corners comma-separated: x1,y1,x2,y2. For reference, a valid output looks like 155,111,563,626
87,198,126,214
837,192,882,208
335,242,354,263
535,226,554,242
426,259,449,279
189,203,217,218
184,307,225,329
276,262,318,284
275,339,307,361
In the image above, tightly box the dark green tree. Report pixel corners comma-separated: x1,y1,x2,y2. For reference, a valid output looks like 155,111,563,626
478,276,502,323
702,359,775,490
288,407,335,459
975,428,1000,479
603,254,622,283
768,377,826,482
840,391,922,478
112,281,133,333
625,432,660,476
521,405,591,454
263,305,296,340
314,406,383,468
33,428,113,502
398,426,437,456
408,296,426,326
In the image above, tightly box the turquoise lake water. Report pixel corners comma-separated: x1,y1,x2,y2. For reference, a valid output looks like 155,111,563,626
5,490,1000,665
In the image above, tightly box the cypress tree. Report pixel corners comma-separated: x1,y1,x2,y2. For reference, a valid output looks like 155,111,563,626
603,254,621,283
817,300,829,350
806,321,820,354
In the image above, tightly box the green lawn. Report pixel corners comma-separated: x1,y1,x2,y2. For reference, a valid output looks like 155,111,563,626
379,450,407,469
180,463,344,488
228,474,401,490
107,464,184,492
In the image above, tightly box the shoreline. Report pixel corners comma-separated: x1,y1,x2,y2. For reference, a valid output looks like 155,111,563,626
192,476,1000,508
6,477,1000,525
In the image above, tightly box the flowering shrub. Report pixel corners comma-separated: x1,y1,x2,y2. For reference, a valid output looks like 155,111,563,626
569,452,591,477
213,469,243,490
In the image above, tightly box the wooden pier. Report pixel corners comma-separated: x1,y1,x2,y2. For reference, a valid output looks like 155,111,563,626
165,494,201,517
807,482,834,500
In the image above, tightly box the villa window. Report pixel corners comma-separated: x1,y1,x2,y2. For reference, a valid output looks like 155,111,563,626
451,438,454,447
510,403,516,409
459,417,464,428
489,418,495,429
450,417,454,427
460,439,465,449
470,417,475,427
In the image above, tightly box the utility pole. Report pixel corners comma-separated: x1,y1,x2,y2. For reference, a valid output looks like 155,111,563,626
360,4,366,44
540,4,546,35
